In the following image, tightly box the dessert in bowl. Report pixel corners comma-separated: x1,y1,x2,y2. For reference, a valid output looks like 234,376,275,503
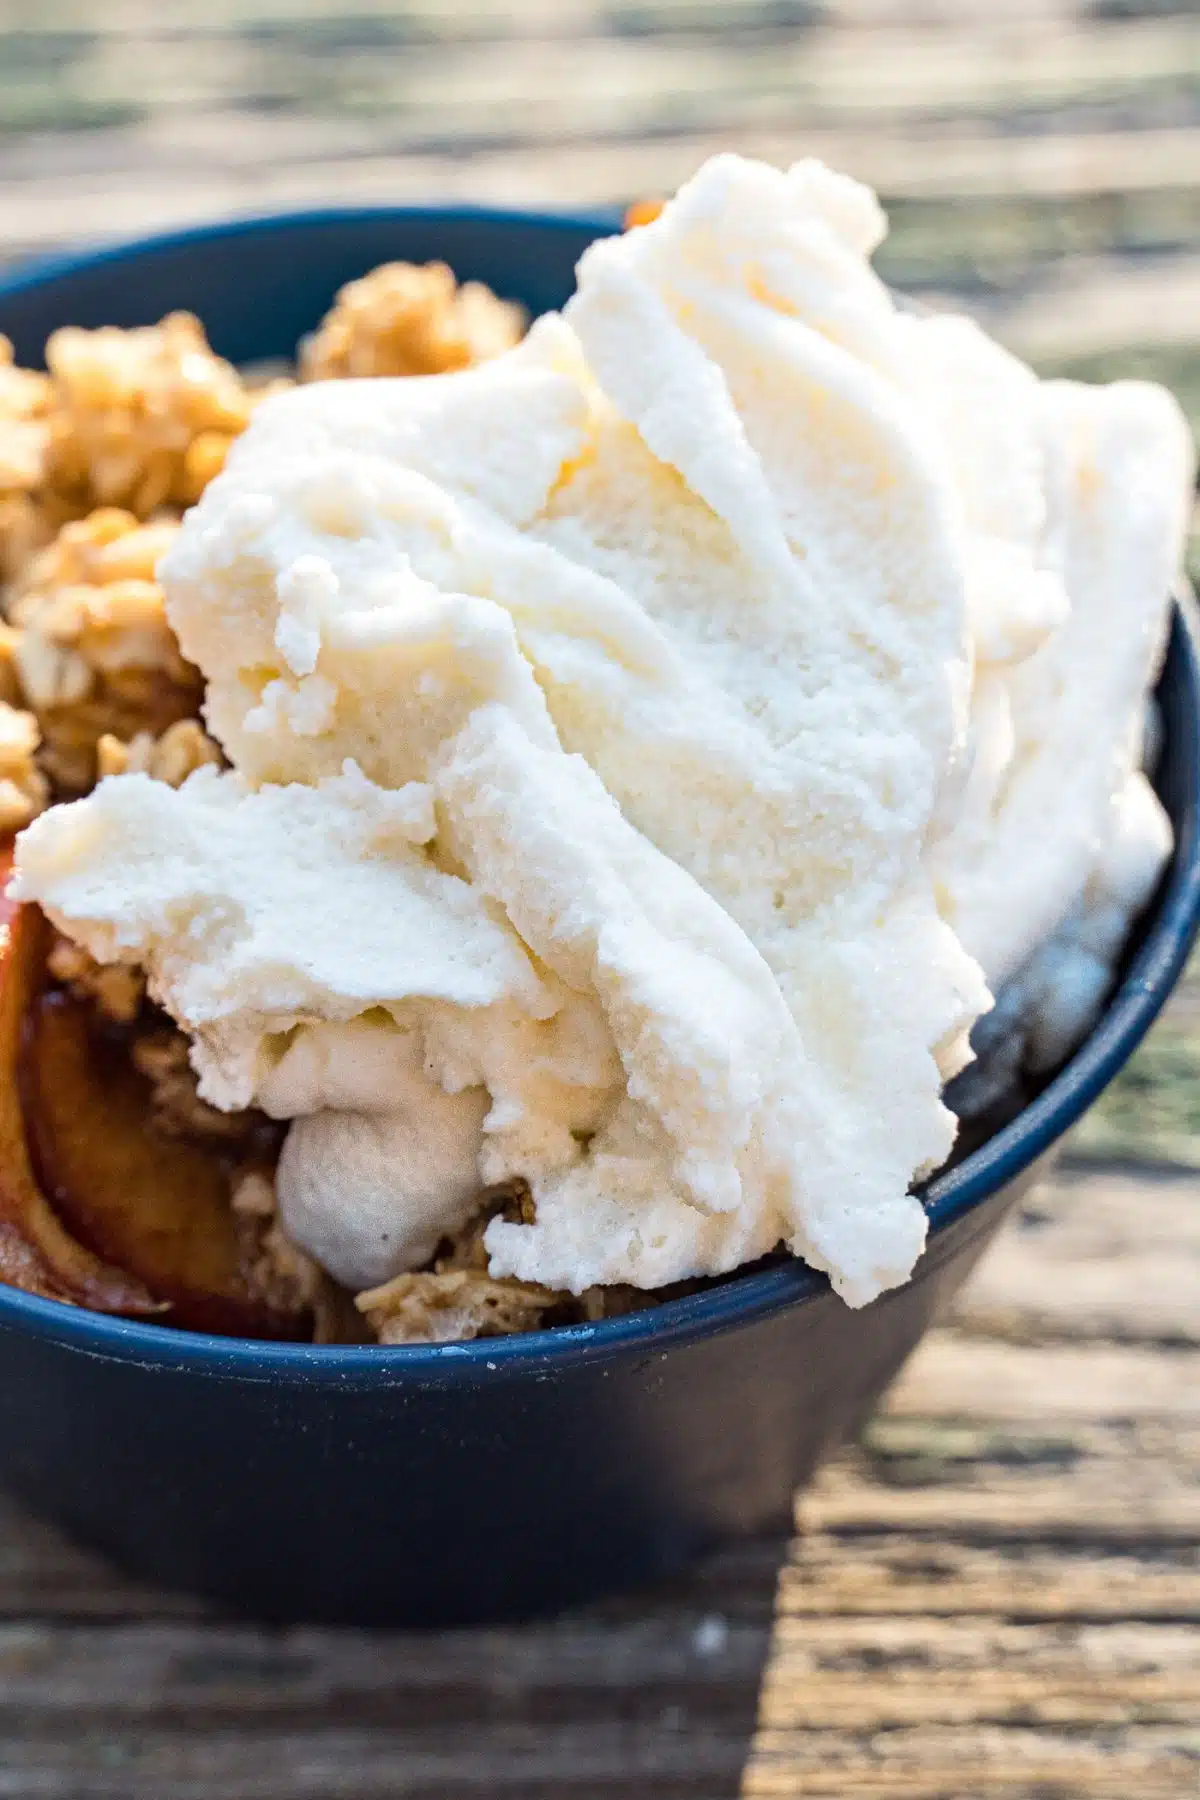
0,156,1194,1623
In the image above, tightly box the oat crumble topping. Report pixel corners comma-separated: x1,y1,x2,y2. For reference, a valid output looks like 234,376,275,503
300,260,525,381
46,933,144,1026
0,275,667,1345
8,509,202,792
0,700,48,833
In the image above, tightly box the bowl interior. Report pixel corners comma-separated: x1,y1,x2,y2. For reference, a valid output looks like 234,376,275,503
0,206,1197,1374
0,206,618,369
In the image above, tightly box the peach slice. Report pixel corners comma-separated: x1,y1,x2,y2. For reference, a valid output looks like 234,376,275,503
0,844,162,1313
21,987,310,1339
623,198,665,229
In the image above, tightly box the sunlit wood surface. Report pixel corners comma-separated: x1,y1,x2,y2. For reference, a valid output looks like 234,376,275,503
0,2,1197,1794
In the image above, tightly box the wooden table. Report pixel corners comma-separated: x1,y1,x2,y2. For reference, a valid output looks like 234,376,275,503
0,1159,1195,1797
0,4,1198,1794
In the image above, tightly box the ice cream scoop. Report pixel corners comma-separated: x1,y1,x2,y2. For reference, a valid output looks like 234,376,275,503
908,316,1190,1105
14,153,1191,1307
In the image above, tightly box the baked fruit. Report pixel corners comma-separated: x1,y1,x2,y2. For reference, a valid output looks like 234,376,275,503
0,844,159,1313
21,985,308,1338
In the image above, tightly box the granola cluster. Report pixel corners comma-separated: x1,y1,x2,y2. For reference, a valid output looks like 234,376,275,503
230,1166,353,1344
0,310,255,802
8,510,204,792
0,337,55,585
96,717,221,785
0,266,526,811
0,700,48,834
356,1185,653,1345
357,1183,561,1344
358,1269,559,1346
0,315,268,590
41,313,260,516
300,260,525,380
0,269,637,1347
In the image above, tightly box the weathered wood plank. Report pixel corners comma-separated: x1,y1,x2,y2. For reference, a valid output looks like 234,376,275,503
0,1724,756,1800
1074,1005,1200,1171
0,139,1196,378
888,1340,1199,1422
0,9,1196,1795
0,1154,1191,1798
745,1728,1200,1800
940,1163,1200,1346
780,1535,1200,1622
9,13,1199,133
3,119,1199,218
0,0,1196,432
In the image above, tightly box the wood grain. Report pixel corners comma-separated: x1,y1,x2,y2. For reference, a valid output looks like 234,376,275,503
0,1,1197,376
0,4,1198,1795
0,1161,1191,1796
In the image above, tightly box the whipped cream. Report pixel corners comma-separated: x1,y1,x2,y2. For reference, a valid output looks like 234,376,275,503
906,314,1191,1106
14,153,1192,1306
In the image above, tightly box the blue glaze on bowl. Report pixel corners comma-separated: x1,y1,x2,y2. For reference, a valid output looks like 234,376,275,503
0,209,1195,1624
0,204,622,370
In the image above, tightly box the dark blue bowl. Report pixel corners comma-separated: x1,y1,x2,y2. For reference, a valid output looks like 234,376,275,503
0,209,1197,1626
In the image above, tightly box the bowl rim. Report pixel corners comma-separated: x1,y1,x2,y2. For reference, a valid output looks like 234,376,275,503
0,209,1196,1381
0,201,625,301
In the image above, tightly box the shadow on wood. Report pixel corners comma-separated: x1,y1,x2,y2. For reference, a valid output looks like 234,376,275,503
0,1492,789,1800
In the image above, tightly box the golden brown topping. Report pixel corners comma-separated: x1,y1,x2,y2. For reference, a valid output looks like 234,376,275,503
300,260,525,381
232,1167,319,1309
43,313,252,516
229,1168,276,1221
0,621,25,709
0,274,648,1348
246,1216,325,1317
0,336,52,487
353,1178,562,1344
96,718,221,786
356,1267,560,1345
433,1179,536,1277
0,492,56,588
46,934,144,1025
0,336,52,428
178,428,234,505
0,428,47,494
9,509,201,792
0,417,48,493
0,338,57,587
0,700,49,832
232,1167,361,1344
130,1026,255,1143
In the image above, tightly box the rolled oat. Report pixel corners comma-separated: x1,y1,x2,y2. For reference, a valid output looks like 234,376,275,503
0,337,54,585
300,260,525,381
356,1267,560,1345
10,510,202,791
44,313,253,516
0,700,49,832
97,719,221,786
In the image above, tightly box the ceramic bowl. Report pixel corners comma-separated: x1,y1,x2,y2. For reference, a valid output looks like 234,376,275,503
0,209,1196,1625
